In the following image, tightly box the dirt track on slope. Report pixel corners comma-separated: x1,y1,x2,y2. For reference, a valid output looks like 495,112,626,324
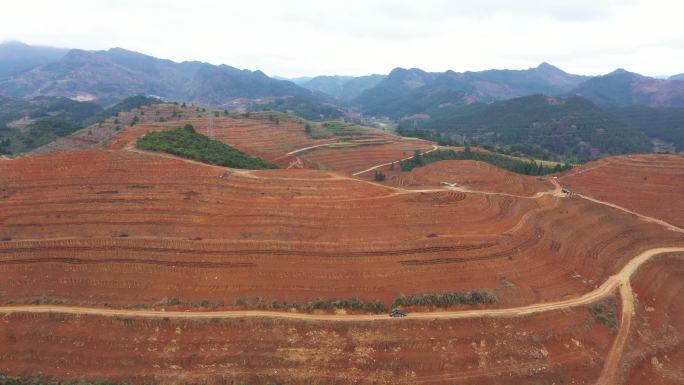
2,247,681,322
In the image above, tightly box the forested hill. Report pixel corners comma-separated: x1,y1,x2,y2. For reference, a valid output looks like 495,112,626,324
398,95,653,162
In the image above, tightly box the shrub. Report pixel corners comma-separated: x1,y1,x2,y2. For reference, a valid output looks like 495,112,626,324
392,290,496,308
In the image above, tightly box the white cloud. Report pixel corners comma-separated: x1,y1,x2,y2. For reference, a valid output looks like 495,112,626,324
0,0,682,77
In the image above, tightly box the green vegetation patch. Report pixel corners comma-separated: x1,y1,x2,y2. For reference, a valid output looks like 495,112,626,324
587,298,618,330
328,139,390,148
0,118,82,154
392,290,496,308
399,148,573,176
396,127,460,146
136,124,278,169
321,121,364,136
251,96,345,121
149,296,388,314
87,95,161,125
398,95,654,161
304,298,387,314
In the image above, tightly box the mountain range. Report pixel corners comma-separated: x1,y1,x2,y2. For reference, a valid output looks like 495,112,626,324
0,41,69,79
2,42,683,111
1,41,683,159
0,43,320,106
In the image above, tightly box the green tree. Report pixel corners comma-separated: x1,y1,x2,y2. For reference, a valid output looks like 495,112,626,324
412,149,423,166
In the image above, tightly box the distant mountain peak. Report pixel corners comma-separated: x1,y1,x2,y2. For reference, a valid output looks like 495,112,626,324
537,62,556,69
607,68,636,76
535,62,566,74
0,40,30,47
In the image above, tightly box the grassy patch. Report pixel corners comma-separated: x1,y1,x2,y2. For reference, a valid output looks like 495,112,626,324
136,125,277,169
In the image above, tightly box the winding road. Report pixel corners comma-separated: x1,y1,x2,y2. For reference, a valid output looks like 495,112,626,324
1,247,682,322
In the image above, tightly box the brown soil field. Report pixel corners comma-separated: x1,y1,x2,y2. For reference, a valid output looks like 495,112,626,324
1,150,682,310
377,160,555,197
560,154,684,228
621,252,684,385
2,123,684,385
0,305,615,385
297,140,434,174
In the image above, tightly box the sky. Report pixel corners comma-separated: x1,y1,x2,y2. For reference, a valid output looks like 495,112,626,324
1,0,683,78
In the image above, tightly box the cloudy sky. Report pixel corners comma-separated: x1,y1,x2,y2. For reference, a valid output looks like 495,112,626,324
1,0,682,78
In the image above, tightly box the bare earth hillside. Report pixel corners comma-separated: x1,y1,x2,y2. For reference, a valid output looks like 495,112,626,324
0,118,683,384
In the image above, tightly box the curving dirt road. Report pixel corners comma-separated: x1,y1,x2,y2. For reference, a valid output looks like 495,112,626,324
351,145,440,176
1,247,681,322
576,192,684,235
596,282,636,385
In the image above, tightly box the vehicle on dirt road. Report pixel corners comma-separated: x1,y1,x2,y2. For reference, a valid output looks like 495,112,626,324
389,309,407,317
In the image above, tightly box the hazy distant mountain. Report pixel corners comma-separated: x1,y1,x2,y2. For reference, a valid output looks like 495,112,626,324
354,63,588,118
299,74,385,101
669,73,684,81
571,69,684,107
0,44,320,106
288,76,314,84
0,41,68,79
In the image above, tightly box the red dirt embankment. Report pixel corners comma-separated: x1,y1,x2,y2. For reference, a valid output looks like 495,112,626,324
560,154,684,228
0,305,613,385
622,252,684,385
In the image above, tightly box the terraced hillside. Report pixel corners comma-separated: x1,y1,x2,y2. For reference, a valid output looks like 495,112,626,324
2,149,682,310
106,112,434,172
0,116,683,384
377,159,555,197
560,154,684,228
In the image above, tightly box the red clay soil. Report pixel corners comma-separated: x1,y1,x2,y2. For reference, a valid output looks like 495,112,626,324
379,160,555,197
560,154,684,228
0,305,613,385
298,139,433,174
1,150,682,310
621,253,684,385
